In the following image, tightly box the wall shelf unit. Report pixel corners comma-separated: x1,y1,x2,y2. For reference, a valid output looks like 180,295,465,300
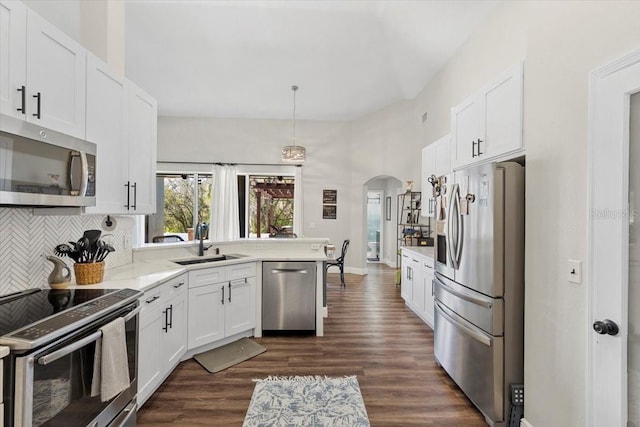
396,191,432,266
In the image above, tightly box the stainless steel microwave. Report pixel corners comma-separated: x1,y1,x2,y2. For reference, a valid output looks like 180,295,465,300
0,114,96,207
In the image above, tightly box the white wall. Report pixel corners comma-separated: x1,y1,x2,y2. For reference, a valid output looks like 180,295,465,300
157,117,352,250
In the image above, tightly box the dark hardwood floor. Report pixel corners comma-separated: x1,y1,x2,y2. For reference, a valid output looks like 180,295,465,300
137,263,486,426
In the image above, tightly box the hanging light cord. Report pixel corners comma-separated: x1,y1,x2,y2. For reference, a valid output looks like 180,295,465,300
292,85,298,147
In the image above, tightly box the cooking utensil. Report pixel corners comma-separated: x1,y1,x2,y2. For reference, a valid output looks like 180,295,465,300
83,229,102,257
97,244,115,262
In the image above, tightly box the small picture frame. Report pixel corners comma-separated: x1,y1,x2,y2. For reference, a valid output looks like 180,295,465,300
385,196,392,221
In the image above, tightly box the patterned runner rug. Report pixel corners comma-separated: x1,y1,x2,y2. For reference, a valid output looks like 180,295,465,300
243,375,370,427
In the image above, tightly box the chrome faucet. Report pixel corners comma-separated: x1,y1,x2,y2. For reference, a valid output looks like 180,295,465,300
195,223,214,256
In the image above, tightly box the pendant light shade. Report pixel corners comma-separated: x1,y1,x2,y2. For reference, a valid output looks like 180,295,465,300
282,85,306,163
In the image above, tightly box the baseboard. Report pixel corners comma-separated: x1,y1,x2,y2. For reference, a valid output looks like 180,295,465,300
382,258,397,268
520,418,533,427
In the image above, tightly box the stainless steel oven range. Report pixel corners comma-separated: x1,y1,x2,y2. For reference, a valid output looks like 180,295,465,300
0,288,142,427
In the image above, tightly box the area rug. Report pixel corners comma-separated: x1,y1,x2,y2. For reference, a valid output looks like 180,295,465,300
243,375,370,427
194,338,266,373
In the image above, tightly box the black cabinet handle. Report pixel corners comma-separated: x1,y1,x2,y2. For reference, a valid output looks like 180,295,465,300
124,181,130,209
477,138,483,156
167,304,173,329
173,282,184,289
221,286,225,305
472,139,477,158
228,282,232,302
131,182,137,210
162,308,168,332
32,92,41,119
17,86,26,114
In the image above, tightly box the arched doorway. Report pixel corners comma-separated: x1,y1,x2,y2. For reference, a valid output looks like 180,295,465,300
363,176,403,268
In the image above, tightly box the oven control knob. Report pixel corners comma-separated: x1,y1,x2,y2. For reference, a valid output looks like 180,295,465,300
593,319,619,336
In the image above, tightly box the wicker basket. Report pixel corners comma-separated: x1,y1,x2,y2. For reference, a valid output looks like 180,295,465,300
74,261,105,285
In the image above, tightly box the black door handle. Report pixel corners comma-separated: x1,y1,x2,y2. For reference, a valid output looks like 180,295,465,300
124,181,130,209
17,86,26,114
593,319,619,336
471,139,477,158
32,92,41,119
477,138,483,156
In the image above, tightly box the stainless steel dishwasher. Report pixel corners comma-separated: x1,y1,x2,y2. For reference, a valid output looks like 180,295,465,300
262,261,316,333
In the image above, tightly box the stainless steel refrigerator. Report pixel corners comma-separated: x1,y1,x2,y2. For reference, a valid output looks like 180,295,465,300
432,162,524,427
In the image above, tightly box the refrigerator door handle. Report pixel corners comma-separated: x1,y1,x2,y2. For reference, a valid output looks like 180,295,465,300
453,185,464,268
447,183,462,270
434,275,493,309
435,300,492,347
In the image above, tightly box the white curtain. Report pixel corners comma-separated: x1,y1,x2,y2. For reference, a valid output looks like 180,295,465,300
210,165,240,241
293,166,304,237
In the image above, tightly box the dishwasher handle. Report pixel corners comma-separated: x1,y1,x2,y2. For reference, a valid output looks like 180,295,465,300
271,268,309,274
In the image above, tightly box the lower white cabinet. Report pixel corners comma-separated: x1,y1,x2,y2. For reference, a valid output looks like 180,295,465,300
188,263,256,350
400,248,435,328
137,273,188,407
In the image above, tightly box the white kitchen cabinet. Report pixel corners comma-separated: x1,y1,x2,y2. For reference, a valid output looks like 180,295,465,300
188,263,256,351
138,273,188,407
0,0,26,120
451,62,523,170
1,1,86,137
401,248,435,328
421,135,450,218
409,255,424,314
422,257,435,327
401,252,412,302
85,59,157,215
126,83,157,214
84,53,128,215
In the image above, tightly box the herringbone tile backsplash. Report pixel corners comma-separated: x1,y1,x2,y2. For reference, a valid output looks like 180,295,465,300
0,208,133,295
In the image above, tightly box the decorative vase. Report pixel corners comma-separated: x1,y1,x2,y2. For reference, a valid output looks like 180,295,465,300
74,261,105,285
46,256,71,289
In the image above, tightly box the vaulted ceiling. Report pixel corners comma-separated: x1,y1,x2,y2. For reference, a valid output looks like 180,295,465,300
125,1,497,121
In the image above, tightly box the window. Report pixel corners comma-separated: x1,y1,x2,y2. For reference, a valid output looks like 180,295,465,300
146,173,212,243
240,175,295,238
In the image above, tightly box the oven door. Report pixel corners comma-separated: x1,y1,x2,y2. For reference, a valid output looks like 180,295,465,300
13,304,139,427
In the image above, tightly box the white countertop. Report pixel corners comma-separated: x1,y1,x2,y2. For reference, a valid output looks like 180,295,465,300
69,251,326,293
401,246,435,259
0,345,8,358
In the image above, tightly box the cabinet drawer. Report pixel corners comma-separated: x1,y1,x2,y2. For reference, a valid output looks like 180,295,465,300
164,273,188,299
189,267,226,288
139,287,163,317
423,256,434,269
228,262,256,280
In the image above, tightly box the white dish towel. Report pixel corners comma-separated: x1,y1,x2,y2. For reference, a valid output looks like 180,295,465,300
91,317,130,402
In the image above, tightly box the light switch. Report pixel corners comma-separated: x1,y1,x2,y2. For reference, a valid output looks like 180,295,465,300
568,259,582,284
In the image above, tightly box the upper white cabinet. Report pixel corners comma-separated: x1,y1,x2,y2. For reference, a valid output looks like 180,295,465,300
85,54,157,215
0,2,86,138
85,53,127,214
0,0,26,120
421,135,450,218
127,83,157,214
451,62,524,170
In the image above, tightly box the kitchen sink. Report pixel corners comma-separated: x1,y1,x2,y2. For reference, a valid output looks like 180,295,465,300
171,254,241,266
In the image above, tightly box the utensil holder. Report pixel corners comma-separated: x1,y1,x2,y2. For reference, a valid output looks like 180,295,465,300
74,261,104,285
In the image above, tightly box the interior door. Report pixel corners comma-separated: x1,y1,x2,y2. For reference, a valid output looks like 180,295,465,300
588,49,640,426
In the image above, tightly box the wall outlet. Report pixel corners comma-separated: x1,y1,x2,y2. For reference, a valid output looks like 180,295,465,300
568,259,582,284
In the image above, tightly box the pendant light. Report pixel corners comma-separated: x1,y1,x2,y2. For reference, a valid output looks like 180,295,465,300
281,85,306,163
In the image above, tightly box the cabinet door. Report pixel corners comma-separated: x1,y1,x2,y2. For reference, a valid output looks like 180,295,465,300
25,10,86,138
421,145,436,218
127,83,157,214
0,0,26,119
401,253,411,302
225,277,256,337
451,95,481,170
85,53,128,214
138,306,162,406
433,135,451,177
410,257,425,313
188,284,225,349
163,290,187,372
422,260,435,327
481,62,523,159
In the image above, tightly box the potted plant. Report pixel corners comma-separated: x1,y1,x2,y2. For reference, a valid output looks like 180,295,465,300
54,230,115,285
